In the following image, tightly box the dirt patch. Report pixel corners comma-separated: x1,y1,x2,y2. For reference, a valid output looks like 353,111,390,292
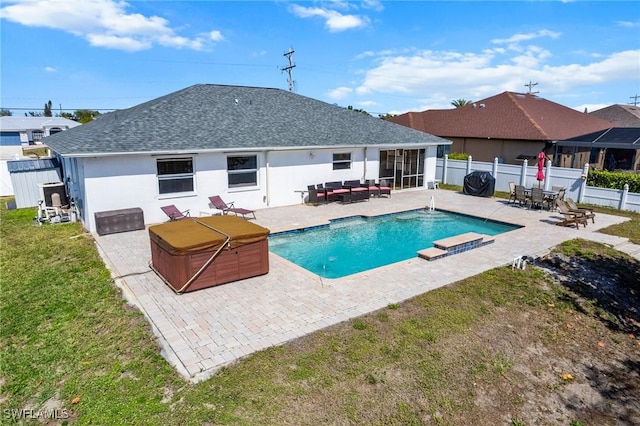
458,249,640,426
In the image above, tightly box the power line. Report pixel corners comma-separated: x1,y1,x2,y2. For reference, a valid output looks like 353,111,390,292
630,94,640,106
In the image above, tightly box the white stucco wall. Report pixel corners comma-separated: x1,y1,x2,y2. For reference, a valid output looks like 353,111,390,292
71,145,438,233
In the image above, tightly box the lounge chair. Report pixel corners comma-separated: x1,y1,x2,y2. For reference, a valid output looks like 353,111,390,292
566,198,595,223
161,205,190,221
555,200,587,229
209,196,256,220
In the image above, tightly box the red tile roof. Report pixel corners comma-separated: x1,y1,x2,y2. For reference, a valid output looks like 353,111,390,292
389,91,613,141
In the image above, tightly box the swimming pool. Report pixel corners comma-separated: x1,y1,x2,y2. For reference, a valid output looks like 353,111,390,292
268,209,520,279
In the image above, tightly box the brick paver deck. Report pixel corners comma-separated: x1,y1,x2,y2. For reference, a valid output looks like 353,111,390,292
93,189,631,382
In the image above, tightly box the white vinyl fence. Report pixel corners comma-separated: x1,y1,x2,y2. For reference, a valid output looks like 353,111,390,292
436,156,640,213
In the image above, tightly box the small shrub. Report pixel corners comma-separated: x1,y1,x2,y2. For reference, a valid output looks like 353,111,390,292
448,152,470,160
587,169,640,193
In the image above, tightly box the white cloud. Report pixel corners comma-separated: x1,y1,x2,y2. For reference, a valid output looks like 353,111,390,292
208,30,223,42
350,37,640,111
616,20,640,28
289,4,370,32
361,0,384,12
492,29,561,45
44,66,56,72
327,86,353,100
0,0,223,52
357,100,378,107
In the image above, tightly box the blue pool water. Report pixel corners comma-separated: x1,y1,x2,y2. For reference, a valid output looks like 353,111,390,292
269,209,520,279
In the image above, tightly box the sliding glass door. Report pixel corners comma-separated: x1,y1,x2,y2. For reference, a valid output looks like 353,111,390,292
378,148,425,189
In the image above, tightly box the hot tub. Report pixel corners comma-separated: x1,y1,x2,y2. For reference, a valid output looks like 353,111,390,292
149,215,270,293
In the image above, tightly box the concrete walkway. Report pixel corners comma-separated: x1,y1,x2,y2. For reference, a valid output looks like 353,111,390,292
93,189,632,383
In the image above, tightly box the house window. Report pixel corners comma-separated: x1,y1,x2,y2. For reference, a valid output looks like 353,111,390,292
227,155,257,187
332,152,351,170
437,145,450,158
32,130,44,143
157,157,194,194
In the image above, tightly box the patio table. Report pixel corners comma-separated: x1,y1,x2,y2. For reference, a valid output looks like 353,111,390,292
294,189,308,204
524,188,559,210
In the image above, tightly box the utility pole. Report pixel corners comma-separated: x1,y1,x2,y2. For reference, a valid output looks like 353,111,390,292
524,81,539,94
281,47,296,92
630,94,640,106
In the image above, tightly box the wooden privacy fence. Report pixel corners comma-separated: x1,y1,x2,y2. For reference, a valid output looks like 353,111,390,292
436,155,640,213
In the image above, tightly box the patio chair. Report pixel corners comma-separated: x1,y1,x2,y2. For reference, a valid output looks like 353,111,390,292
377,179,392,197
514,185,528,207
307,185,326,205
343,180,370,202
530,187,545,210
554,199,588,229
566,198,595,223
209,196,256,220
508,182,516,204
364,179,380,197
161,205,190,221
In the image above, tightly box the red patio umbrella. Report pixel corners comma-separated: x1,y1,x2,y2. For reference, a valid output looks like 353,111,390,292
536,151,546,187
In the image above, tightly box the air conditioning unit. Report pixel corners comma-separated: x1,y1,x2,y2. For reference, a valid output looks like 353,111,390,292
38,182,68,207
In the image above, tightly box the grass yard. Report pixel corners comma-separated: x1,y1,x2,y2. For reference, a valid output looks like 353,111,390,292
1,198,638,425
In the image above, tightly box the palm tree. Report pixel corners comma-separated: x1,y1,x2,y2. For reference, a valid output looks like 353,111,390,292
451,99,472,108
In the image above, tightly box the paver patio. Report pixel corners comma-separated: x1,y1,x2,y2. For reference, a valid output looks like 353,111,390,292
93,189,631,382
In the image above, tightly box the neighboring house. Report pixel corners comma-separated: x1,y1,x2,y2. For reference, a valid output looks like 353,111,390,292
589,104,640,127
43,84,451,233
389,91,613,167
555,127,640,172
0,117,80,196
0,116,80,148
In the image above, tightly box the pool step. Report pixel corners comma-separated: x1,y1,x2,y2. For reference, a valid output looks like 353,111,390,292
417,232,495,261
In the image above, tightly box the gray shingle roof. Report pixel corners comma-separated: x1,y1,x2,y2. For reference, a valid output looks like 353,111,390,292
44,84,450,156
589,104,640,127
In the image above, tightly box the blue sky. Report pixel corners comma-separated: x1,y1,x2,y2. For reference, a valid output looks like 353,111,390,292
1,0,638,117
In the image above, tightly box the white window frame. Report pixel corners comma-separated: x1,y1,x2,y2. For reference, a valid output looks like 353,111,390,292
332,152,352,170
227,154,258,189
157,157,196,196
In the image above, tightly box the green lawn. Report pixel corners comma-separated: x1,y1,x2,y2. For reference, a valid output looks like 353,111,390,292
1,197,638,425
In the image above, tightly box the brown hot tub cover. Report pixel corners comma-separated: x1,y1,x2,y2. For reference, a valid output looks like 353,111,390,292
148,216,270,293
149,215,269,254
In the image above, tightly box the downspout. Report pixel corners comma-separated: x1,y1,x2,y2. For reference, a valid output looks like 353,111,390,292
265,150,270,206
363,147,367,181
